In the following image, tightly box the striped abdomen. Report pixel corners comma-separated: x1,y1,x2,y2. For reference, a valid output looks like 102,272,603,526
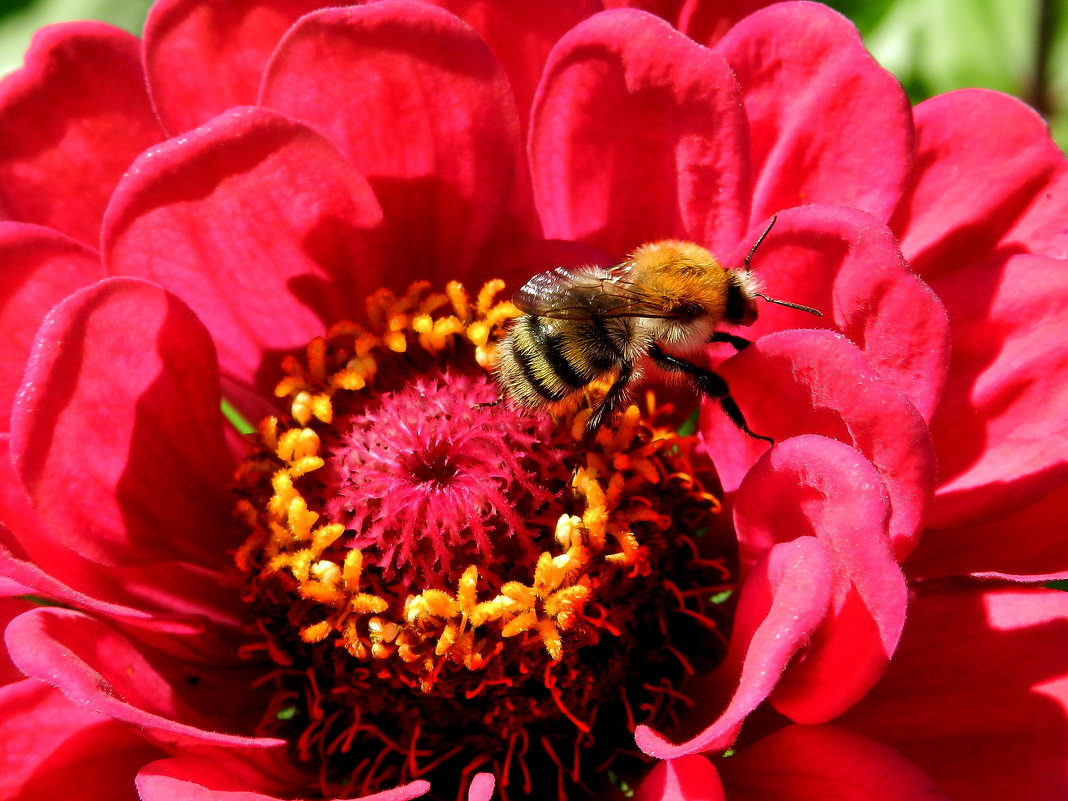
496,314,624,407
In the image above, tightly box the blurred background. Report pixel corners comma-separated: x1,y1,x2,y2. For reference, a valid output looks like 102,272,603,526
0,0,1062,146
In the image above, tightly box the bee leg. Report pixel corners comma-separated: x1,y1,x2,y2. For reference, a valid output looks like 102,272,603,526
709,331,752,351
585,364,634,437
648,344,773,444
473,397,504,410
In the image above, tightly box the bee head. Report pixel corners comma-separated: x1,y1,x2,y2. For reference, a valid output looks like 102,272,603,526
723,270,760,327
736,216,823,320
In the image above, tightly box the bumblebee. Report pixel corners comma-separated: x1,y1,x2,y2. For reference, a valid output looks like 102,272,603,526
495,218,820,441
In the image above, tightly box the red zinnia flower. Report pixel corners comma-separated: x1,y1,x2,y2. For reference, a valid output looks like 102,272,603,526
0,2,1065,800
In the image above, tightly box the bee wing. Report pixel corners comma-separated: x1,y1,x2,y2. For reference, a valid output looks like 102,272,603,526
512,265,679,320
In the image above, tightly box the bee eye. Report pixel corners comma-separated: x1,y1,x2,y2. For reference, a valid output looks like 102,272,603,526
724,282,758,326
676,301,703,319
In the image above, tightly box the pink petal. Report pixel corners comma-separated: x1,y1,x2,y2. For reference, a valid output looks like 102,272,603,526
10,278,234,568
926,254,1068,528
892,89,1068,280
0,222,103,428
530,8,751,254
635,755,726,801
734,205,950,422
839,587,1068,801
103,106,387,397
718,724,949,801
0,22,165,246
715,3,911,224
5,608,291,767
136,753,431,800
635,536,832,758
143,0,327,134
734,436,907,722
0,678,161,801
906,481,1068,581
701,330,936,559
261,2,521,277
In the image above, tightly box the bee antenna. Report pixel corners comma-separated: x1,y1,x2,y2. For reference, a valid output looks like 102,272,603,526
754,293,823,316
744,215,777,275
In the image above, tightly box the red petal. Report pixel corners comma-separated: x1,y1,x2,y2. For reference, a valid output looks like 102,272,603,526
677,0,781,46
0,522,220,640
636,537,832,758
6,608,290,766
715,3,911,224
103,107,387,397
261,2,521,277
735,206,950,422
839,587,1068,801
0,597,35,684
10,278,234,568
419,0,599,133
0,678,160,801
701,331,936,558
893,89,1068,280
136,753,431,800
927,254,1068,528
906,481,1068,580
530,8,750,254
603,0,779,47
635,755,726,801
0,436,240,633
143,0,327,134
718,724,949,801
734,436,907,721
0,222,102,428
0,23,164,246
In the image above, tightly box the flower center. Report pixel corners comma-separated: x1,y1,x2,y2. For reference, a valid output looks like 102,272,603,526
233,282,729,800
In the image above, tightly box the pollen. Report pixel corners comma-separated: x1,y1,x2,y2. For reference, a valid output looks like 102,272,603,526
233,280,726,800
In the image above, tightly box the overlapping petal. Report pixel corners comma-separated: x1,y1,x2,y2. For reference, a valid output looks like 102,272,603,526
838,588,1068,801
893,89,1068,279
925,254,1068,529
0,223,103,427
906,481,1068,580
136,754,431,801
734,436,906,721
419,0,599,133
0,23,165,245
701,331,936,558
729,205,950,422
636,536,832,758
0,2,1063,800
0,437,240,635
716,2,912,224
717,724,948,801
0,678,162,801
6,607,289,769
143,0,328,134
103,107,387,399
261,1,522,276
10,279,233,568
530,8,750,254
635,754,726,801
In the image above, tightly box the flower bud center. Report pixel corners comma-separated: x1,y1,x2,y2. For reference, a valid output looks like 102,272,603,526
233,281,730,800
